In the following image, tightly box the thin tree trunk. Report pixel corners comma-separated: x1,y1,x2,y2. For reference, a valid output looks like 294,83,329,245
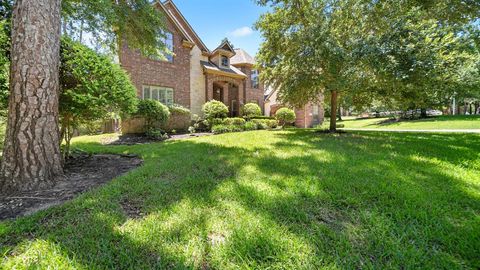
420,108,427,118
0,0,63,193
329,90,338,132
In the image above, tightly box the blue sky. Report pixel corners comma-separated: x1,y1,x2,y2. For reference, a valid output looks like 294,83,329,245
172,0,270,57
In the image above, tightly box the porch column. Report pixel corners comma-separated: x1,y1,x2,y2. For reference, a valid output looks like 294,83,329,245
205,75,213,101
238,79,245,115
223,83,229,105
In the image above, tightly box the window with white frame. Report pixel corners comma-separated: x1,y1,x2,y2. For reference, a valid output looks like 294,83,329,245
221,55,229,67
142,85,174,105
251,70,259,89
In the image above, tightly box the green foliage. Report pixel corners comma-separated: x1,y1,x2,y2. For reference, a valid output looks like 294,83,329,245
0,20,9,109
251,119,278,130
62,0,168,59
223,117,246,126
251,116,275,120
202,100,229,120
275,108,296,127
242,103,262,119
168,104,191,116
135,99,170,129
244,121,258,131
211,124,234,134
59,37,138,157
255,0,480,129
145,127,168,140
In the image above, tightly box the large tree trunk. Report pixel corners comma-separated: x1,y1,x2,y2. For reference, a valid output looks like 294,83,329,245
0,0,63,193
329,90,338,132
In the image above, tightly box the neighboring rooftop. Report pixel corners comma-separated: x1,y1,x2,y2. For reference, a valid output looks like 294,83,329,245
231,48,255,66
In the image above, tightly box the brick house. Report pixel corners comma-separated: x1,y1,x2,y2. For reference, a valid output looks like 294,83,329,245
264,88,325,128
119,0,264,119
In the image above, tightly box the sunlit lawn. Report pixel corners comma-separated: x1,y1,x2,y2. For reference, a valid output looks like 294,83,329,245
339,115,480,130
1,130,479,269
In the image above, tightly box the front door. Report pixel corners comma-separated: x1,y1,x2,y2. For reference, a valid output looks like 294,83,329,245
231,100,238,117
213,85,223,101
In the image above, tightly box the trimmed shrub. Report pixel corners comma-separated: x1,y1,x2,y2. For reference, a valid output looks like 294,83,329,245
250,119,278,130
251,116,275,120
135,99,170,129
202,100,229,120
267,119,278,129
275,108,296,127
242,103,262,119
168,104,191,116
252,119,269,130
223,117,246,126
244,121,258,131
212,124,232,134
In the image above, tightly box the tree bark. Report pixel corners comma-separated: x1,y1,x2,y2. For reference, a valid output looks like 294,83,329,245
0,0,63,193
329,90,338,132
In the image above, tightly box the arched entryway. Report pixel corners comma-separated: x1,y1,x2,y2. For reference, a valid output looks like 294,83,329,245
206,74,246,117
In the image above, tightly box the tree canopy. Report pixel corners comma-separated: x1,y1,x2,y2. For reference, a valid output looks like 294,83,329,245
62,0,169,58
255,0,480,130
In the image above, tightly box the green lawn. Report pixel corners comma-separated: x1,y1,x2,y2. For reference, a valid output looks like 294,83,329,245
1,130,479,269
339,115,480,130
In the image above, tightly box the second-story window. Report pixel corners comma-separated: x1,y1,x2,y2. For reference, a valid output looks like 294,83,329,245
163,32,174,62
251,70,259,89
221,56,229,67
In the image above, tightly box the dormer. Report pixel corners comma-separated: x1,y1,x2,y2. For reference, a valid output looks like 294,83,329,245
210,38,236,68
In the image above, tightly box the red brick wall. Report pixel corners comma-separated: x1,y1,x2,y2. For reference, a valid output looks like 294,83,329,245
238,66,265,113
119,18,191,109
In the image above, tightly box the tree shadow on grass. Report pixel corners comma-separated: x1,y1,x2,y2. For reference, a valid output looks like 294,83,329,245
1,130,479,269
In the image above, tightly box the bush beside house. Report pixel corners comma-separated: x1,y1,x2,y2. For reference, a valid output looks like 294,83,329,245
275,108,296,127
242,103,262,119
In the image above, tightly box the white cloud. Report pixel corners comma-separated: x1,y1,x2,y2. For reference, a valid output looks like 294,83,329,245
228,26,253,38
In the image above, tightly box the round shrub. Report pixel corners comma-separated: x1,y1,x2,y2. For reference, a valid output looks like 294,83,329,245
136,99,170,129
242,103,262,119
275,108,296,127
211,124,232,134
168,104,191,116
223,117,246,126
202,100,229,120
244,121,258,131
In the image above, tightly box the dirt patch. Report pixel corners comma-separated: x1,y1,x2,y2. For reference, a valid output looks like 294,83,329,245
0,154,143,220
120,197,144,219
107,133,212,145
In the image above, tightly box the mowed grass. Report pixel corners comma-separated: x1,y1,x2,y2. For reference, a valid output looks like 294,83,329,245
339,115,480,130
1,130,479,269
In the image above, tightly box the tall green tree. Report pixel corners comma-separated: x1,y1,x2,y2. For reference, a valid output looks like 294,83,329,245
256,0,373,131
1,0,166,193
256,0,480,130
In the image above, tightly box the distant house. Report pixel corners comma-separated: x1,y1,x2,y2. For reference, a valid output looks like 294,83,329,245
119,0,264,118
264,88,324,128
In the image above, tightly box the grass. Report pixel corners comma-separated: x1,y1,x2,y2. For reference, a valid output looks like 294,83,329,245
339,115,480,130
0,130,479,269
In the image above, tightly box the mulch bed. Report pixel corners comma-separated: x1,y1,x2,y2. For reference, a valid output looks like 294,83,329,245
0,154,143,220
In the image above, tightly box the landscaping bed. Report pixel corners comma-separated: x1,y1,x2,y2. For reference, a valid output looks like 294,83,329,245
0,154,143,220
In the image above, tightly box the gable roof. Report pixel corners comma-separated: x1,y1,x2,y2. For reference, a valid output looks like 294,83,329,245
201,61,247,79
157,0,210,53
231,48,255,66
212,38,236,56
